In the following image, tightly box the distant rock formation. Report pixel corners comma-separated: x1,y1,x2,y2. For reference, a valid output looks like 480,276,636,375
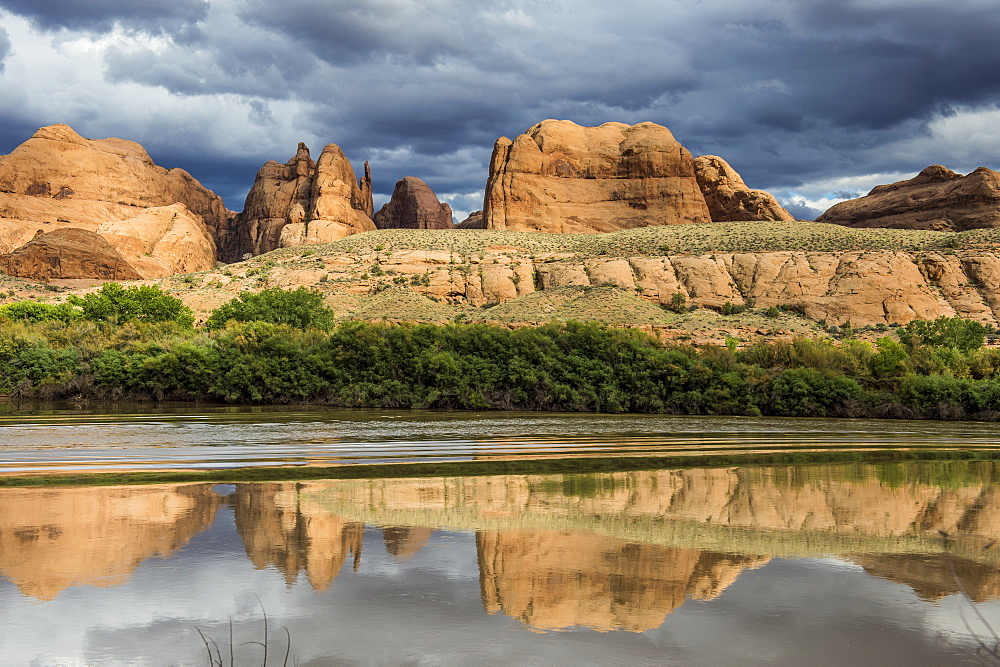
456,210,484,229
694,155,794,222
373,176,453,229
817,165,1000,231
0,228,142,280
483,120,712,233
227,142,375,260
0,124,229,278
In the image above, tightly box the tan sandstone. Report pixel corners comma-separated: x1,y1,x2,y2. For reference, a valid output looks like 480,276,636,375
228,142,375,260
817,165,1000,231
694,155,794,222
0,124,229,278
483,120,712,232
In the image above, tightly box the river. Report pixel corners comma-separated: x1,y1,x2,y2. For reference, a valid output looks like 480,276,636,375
0,407,999,664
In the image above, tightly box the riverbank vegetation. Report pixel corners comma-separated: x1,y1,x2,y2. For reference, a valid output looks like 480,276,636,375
2,284,1000,421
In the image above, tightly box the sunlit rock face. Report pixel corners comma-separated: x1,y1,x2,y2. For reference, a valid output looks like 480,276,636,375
227,142,375,260
693,155,794,222
373,177,453,230
0,124,229,278
233,482,364,590
0,484,220,601
484,120,712,233
817,165,1000,231
477,530,767,631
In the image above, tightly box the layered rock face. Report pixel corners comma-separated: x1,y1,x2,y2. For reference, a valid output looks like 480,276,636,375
227,142,375,260
0,124,229,278
694,155,794,222
817,165,1000,231
373,176,453,229
483,120,712,232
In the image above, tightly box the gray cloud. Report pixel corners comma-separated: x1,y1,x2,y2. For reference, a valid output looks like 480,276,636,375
0,0,208,33
0,27,9,72
2,0,1000,215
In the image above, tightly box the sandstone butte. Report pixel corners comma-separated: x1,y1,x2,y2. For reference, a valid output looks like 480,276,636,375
373,176,453,229
3,471,998,615
482,119,793,233
226,141,375,261
817,165,1000,231
0,124,231,279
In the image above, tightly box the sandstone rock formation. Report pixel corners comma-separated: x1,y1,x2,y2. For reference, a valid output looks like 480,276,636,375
817,165,1000,231
0,124,229,278
0,484,220,600
0,228,142,280
227,142,375,260
373,176,453,229
483,120,712,233
456,210,484,229
694,155,794,222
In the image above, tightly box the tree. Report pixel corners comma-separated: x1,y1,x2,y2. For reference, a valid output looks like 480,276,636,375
67,283,193,326
205,287,334,330
898,315,986,352
0,301,79,323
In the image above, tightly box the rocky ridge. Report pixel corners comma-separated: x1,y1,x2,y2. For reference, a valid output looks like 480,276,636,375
817,165,1000,231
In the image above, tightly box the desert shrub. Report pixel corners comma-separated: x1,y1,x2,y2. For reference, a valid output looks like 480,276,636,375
0,301,79,323
899,316,986,352
68,283,193,326
205,287,334,330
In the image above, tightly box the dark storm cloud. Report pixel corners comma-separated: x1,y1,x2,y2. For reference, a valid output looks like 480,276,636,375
6,0,1000,215
0,0,209,33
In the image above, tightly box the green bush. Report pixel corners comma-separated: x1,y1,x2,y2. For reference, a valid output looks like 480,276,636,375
205,287,334,331
67,283,193,326
0,301,79,323
899,316,986,351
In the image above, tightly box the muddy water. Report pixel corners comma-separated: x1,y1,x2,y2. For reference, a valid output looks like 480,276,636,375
1,405,999,473
2,450,1000,662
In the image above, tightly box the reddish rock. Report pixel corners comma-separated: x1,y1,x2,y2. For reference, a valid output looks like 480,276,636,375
0,228,142,280
229,142,375,259
694,155,794,222
816,165,1000,231
483,120,712,233
373,177,453,230
456,211,485,229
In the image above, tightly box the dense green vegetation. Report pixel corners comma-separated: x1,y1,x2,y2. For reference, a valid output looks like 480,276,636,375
2,286,1000,421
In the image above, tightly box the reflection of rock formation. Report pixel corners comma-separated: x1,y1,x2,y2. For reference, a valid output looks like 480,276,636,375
382,526,434,561
853,554,1000,603
0,484,220,600
477,529,767,631
234,483,363,590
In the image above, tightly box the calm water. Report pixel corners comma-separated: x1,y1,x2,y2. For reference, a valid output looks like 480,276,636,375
2,409,1000,664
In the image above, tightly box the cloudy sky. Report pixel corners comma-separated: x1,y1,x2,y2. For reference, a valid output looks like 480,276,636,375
0,0,999,220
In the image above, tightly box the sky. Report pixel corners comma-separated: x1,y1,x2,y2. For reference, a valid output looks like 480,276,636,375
0,0,999,221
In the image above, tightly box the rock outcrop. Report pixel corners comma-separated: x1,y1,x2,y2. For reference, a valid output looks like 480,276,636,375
227,142,375,260
694,155,794,222
456,210,484,229
0,228,142,280
483,120,712,233
0,124,229,278
373,176,453,229
817,165,1000,231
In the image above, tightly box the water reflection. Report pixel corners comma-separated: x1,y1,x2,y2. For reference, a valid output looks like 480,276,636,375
2,462,1000,662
